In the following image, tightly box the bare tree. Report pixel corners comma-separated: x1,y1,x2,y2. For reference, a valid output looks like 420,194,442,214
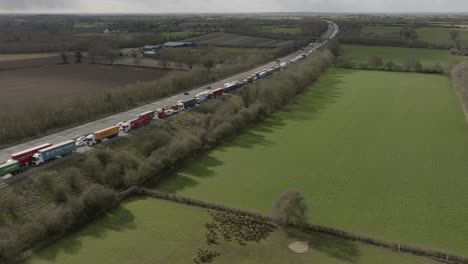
203,59,215,72
131,53,141,65
272,189,307,226
74,51,82,63
400,25,418,40
60,51,68,64
368,55,383,69
450,30,461,48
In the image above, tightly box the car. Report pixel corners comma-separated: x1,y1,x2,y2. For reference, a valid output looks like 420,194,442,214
184,92,190,95
206,86,212,90
75,136,86,147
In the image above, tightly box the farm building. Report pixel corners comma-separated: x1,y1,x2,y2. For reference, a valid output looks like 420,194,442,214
143,45,162,51
163,41,197,48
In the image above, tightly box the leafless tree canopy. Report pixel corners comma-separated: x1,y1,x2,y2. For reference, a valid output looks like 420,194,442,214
272,189,307,226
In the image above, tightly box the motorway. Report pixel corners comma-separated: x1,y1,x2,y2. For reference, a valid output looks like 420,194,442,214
0,21,338,184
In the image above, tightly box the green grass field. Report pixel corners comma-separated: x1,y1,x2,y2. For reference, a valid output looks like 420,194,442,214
160,69,468,255
258,26,303,34
415,27,468,46
340,44,466,69
23,198,444,264
161,31,194,39
361,25,468,46
361,25,401,37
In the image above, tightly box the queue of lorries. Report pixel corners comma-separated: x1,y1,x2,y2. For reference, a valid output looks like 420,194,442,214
0,22,337,179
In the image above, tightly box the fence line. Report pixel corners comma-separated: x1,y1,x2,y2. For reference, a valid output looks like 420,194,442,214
124,187,468,264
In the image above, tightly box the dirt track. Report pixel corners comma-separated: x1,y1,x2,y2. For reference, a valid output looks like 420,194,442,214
0,64,168,112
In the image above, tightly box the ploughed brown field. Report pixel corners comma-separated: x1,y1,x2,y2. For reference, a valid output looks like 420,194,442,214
0,63,168,112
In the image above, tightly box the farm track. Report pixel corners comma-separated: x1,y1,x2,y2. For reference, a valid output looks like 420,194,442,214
0,21,338,185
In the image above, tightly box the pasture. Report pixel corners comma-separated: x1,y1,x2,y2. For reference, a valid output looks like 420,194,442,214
160,69,468,255
184,32,291,48
258,26,303,34
0,64,168,112
339,44,466,69
23,198,444,264
361,25,468,46
161,31,195,39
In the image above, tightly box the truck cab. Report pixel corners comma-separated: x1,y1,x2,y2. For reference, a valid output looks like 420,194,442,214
195,91,212,104
120,122,131,133
32,153,45,166
85,134,98,146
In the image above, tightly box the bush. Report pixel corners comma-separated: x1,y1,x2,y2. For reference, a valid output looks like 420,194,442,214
63,167,82,191
81,156,104,183
52,184,69,204
0,184,118,262
37,172,55,192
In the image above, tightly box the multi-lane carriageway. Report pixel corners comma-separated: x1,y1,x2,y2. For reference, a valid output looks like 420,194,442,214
0,21,339,185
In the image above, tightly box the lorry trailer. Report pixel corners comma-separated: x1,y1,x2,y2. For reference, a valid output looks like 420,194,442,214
10,143,52,166
195,91,212,104
223,82,239,93
0,160,21,177
138,110,155,120
32,140,77,166
181,98,197,109
212,88,224,97
85,126,119,146
120,115,151,133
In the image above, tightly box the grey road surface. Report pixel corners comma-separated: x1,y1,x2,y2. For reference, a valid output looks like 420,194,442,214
0,21,338,184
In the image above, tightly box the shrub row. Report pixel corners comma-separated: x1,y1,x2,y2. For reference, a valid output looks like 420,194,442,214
335,56,445,74
450,62,468,116
340,36,451,50
0,184,119,262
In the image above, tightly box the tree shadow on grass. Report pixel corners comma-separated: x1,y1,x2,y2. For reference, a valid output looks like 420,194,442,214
27,205,136,262
285,227,361,263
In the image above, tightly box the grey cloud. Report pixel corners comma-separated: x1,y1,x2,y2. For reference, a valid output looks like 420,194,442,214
0,0,76,10
0,0,467,13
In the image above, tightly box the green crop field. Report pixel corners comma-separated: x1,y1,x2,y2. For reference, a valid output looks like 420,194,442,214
340,44,466,70
160,69,468,255
23,198,444,264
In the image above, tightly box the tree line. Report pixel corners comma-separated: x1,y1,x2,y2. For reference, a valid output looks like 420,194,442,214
450,62,468,115
334,55,445,74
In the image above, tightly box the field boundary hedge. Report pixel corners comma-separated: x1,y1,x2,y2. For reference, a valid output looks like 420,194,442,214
450,62,468,121
129,188,468,264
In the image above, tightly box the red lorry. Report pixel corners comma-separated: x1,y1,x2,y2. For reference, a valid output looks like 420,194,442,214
11,143,53,166
120,115,151,133
212,88,224,97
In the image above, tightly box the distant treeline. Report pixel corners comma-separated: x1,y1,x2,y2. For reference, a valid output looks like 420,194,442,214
0,15,325,54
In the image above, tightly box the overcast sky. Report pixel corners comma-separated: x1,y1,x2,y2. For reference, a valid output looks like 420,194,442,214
0,0,467,13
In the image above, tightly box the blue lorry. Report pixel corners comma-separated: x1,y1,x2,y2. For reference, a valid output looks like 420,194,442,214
32,140,77,166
